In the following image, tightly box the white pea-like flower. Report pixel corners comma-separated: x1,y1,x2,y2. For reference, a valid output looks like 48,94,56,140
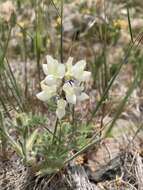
65,57,91,82
36,81,57,102
42,55,65,80
36,55,65,102
63,82,76,104
63,81,89,105
56,99,67,119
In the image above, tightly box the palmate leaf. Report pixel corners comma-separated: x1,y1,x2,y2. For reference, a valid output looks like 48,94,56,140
26,128,39,153
0,111,23,157
36,159,64,176
2,125,24,157
4,126,38,161
0,111,39,160
36,167,59,176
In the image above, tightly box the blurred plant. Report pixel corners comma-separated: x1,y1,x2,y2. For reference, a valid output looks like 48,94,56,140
0,112,39,163
0,1,15,23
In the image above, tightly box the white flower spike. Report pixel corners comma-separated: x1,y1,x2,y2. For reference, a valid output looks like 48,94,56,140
36,55,91,120
66,58,91,82
65,57,74,77
42,55,65,79
63,82,77,104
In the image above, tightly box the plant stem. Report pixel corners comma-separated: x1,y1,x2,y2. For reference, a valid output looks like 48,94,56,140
50,0,61,18
0,25,25,112
23,28,28,99
52,118,59,144
52,0,64,144
87,32,143,125
35,0,41,89
127,5,133,43
60,0,63,63
64,137,102,164
105,72,139,136
0,111,7,160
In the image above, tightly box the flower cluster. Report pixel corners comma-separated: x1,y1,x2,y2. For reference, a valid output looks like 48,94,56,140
36,55,91,119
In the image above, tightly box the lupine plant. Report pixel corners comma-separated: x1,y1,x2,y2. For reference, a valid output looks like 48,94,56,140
33,55,94,174
0,0,142,180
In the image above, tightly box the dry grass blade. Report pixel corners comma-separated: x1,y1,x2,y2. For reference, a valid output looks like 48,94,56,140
135,153,143,190
87,32,143,125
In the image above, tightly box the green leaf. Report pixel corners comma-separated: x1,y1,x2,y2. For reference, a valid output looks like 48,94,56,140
26,129,39,153
4,128,23,157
